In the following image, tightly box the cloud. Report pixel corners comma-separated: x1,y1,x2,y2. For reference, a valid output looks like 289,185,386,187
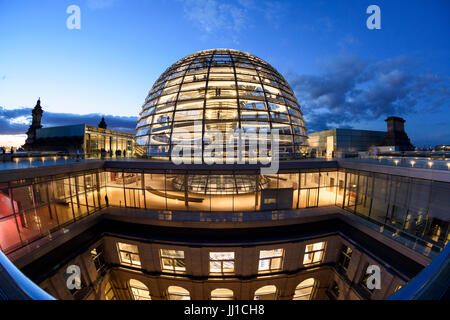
86,0,119,9
338,34,360,50
287,55,450,132
182,0,247,34
181,0,288,40
0,106,137,135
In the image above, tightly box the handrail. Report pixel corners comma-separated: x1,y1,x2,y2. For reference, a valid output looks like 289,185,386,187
387,243,449,300
0,249,55,300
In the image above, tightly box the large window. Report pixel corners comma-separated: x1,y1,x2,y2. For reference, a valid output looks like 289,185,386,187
293,278,315,300
129,279,151,300
303,242,325,266
104,281,116,300
258,249,284,273
337,245,353,271
160,249,186,273
117,242,141,267
167,286,190,300
90,245,106,273
209,252,235,275
254,285,277,300
211,288,234,300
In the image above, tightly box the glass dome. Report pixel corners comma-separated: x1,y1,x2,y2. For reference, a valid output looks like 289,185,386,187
136,49,307,162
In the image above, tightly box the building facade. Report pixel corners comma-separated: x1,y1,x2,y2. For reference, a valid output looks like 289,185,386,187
1,49,448,301
1,159,448,300
25,124,136,157
308,129,386,158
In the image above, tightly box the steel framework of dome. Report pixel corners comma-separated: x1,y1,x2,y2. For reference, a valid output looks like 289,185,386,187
136,49,307,161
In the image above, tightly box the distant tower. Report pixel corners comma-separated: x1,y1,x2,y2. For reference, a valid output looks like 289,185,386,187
380,116,414,151
25,98,44,145
98,117,107,129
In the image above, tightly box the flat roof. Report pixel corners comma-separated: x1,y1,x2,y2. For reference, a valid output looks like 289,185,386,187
35,124,135,139
308,128,386,136
36,124,85,139
0,158,449,183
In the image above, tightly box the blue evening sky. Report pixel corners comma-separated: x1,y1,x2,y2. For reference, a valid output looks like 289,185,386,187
0,0,449,147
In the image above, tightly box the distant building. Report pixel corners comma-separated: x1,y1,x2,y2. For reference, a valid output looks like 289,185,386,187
434,145,450,152
22,99,136,157
24,124,135,157
377,116,414,152
308,117,416,157
307,128,386,158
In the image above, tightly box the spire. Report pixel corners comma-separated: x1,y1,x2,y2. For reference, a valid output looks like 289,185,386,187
98,117,107,129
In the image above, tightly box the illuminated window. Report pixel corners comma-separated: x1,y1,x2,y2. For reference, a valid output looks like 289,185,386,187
160,249,186,273
258,249,284,273
263,198,276,204
337,245,352,271
129,279,151,300
209,252,235,275
117,242,141,267
254,285,277,300
135,49,307,161
293,278,315,300
104,281,116,300
303,242,325,265
90,245,106,273
394,284,403,293
167,286,190,300
211,288,234,300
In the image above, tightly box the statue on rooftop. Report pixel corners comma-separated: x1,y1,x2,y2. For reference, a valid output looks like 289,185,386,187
25,98,44,145
98,117,107,129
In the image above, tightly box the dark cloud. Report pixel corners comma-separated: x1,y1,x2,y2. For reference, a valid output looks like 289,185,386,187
287,55,450,132
0,106,138,134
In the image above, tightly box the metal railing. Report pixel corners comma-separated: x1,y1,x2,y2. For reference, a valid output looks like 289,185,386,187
387,243,449,300
0,249,55,300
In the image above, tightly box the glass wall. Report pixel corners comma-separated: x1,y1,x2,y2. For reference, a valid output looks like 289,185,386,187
135,49,307,161
1,167,448,257
339,170,449,253
0,170,105,253
85,129,135,158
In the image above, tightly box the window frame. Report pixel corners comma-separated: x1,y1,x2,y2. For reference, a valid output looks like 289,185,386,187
129,279,151,300
209,252,235,275
303,241,326,266
337,245,353,271
117,242,142,268
258,248,284,273
293,278,316,300
104,281,116,300
90,245,106,273
159,249,186,274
